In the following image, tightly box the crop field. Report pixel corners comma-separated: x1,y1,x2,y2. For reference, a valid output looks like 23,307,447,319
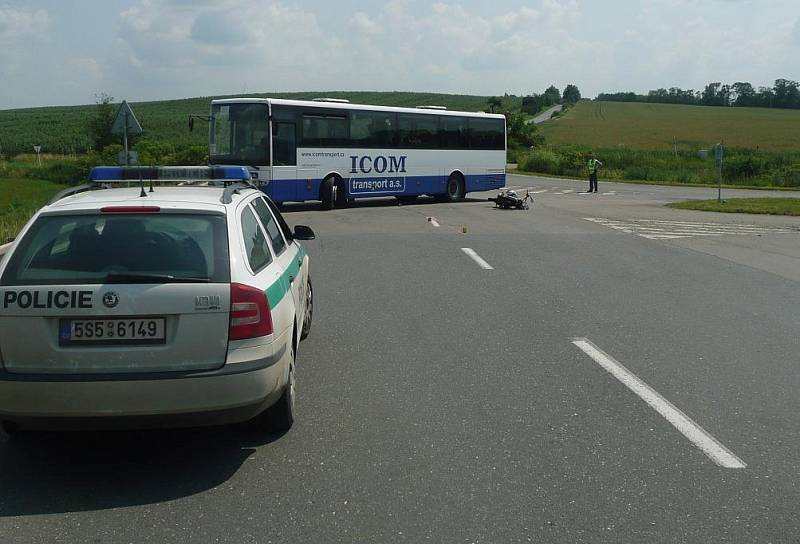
0,91,520,157
539,101,800,151
0,177,68,242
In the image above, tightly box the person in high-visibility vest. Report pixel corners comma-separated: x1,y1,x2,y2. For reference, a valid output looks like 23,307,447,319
588,154,603,193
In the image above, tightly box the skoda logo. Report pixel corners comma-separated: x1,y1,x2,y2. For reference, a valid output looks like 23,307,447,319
102,291,119,308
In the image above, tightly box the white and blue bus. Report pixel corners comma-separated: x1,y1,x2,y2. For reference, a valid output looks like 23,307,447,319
208,98,506,208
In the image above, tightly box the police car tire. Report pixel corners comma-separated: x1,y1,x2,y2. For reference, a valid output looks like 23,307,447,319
321,177,335,210
264,360,295,432
445,174,465,202
300,278,313,340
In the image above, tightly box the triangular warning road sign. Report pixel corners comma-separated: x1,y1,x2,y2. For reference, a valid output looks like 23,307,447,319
111,100,143,136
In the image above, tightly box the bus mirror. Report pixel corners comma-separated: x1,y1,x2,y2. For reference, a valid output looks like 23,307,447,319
293,225,315,240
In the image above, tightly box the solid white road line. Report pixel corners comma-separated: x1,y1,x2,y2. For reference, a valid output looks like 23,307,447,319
461,248,494,270
571,338,747,469
531,190,549,194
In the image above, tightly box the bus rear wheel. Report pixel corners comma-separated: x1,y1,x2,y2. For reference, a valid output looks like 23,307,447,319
444,173,465,202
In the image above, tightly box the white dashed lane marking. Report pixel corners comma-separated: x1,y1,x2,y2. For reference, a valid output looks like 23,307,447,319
460,248,494,270
585,217,798,240
572,338,746,469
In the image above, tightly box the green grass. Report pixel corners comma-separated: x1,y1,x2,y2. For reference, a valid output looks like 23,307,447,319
0,178,68,241
540,100,800,151
668,198,800,216
0,91,521,157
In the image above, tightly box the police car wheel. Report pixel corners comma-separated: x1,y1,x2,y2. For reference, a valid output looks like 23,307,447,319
445,174,465,202
300,278,313,340
264,359,295,433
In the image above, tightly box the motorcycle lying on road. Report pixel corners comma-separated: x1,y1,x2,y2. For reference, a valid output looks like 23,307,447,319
488,189,533,210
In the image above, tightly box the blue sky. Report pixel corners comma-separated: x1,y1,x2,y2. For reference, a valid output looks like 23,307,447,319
1,0,798,109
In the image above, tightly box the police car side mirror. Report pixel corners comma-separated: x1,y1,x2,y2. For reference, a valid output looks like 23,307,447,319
293,225,315,240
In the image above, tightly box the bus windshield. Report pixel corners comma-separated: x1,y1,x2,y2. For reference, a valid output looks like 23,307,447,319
210,103,269,166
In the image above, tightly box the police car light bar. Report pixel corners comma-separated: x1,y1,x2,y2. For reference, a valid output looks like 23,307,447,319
89,166,252,183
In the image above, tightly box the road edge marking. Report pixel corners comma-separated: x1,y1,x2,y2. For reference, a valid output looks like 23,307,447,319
460,248,494,270
571,338,746,469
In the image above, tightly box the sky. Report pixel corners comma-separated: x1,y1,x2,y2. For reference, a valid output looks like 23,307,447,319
0,0,799,109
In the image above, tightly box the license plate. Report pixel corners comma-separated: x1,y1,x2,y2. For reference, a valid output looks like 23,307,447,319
59,318,166,345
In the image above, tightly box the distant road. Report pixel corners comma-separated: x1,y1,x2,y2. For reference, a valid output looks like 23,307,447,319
527,104,563,125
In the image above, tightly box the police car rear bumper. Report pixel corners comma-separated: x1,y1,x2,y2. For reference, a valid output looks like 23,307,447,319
0,355,285,429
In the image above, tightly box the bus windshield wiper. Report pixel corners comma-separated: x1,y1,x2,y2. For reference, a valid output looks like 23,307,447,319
103,273,210,284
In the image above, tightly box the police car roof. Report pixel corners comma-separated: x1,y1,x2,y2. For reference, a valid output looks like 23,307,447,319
44,186,258,213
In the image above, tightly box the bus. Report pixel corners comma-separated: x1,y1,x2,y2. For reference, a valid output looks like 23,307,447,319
207,98,506,208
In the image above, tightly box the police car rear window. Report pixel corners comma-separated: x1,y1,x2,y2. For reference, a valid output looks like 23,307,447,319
0,214,230,286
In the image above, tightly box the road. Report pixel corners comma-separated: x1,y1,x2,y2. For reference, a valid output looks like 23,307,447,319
1,175,800,543
527,105,564,125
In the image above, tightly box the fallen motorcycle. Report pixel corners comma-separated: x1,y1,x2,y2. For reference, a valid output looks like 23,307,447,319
488,189,533,210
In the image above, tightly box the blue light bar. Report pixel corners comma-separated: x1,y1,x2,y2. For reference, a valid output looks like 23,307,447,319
89,166,251,183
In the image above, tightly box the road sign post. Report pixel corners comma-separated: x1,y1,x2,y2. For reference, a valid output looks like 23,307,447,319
715,143,725,203
111,101,143,166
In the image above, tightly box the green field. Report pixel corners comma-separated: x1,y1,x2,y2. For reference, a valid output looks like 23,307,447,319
540,101,800,151
668,197,800,216
0,91,520,157
0,178,68,242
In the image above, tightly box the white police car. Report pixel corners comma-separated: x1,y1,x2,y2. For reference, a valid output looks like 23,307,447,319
0,166,314,434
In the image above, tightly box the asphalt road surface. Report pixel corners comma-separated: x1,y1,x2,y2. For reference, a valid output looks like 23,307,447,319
2,175,799,543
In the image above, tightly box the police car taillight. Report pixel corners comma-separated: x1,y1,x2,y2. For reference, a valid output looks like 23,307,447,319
229,283,273,340
101,206,161,214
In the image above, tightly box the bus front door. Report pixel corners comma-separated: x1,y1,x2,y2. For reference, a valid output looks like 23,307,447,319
270,121,297,203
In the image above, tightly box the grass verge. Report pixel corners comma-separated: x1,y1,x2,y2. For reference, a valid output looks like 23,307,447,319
668,198,800,216
0,178,68,241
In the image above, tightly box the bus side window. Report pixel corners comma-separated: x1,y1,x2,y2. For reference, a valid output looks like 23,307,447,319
349,111,396,148
468,118,505,150
273,122,296,166
301,115,348,147
440,116,468,149
398,113,439,149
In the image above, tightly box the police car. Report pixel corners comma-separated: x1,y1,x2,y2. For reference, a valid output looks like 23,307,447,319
0,166,314,434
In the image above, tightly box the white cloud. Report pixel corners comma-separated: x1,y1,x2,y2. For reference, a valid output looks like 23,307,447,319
4,0,800,109
0,6,49,41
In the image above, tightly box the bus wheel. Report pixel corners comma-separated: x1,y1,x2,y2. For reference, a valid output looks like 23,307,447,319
445,173,465,202
320,176,336,210
334,179,348,207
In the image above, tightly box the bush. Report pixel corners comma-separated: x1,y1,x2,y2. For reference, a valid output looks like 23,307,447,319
519,149,560,175
768,165,800,187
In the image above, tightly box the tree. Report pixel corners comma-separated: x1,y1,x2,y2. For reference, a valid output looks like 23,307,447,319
562,84,581,104
486,96,503,113
522,94,546,114
543,85,561,106
504,110,545,149
732,82,756,107
88,93,116,152
773,78,800,109
701,82,722,106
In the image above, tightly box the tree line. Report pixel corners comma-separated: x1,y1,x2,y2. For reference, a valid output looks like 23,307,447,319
597,79,800,109
520,84,581,115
